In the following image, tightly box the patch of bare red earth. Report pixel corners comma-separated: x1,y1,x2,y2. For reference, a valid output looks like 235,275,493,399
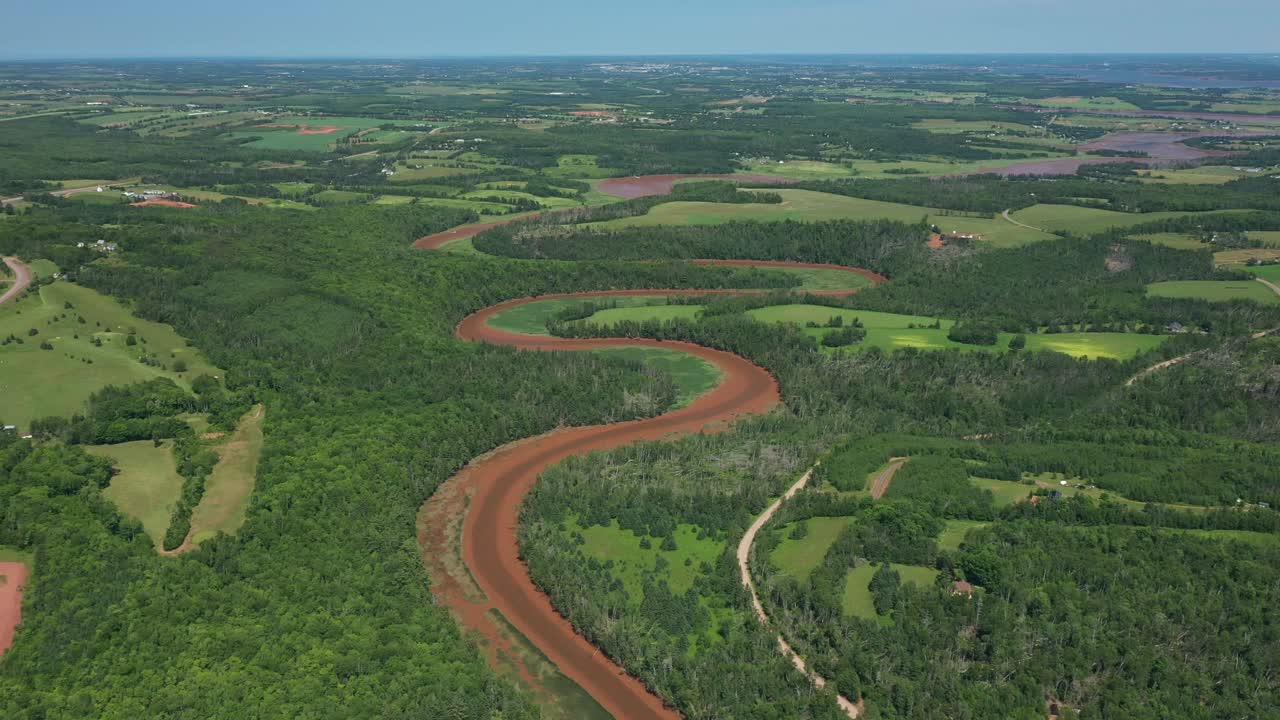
255,123,341,135
0,562,28,657
130,199,197,209
1,257,33,306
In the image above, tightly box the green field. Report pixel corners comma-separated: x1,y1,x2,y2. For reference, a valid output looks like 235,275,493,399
1146,280,1279,305
1131,233,1204,250
488,295,675,336
841,563,939,619
188,405,265,545
775,266,875,292
937,520,990,551
593,189,1057,247
590,347,721,408
0,281,222,428
571,520,722,600
771,516,856,581
970,477,1036,507
749,305,1166,359
1009,204,1240,235
1242,264,1280,285
576,304,702,327
88,440,184,548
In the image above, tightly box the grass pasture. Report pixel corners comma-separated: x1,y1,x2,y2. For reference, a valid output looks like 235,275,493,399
771,516,856,581
0,281,221,428
1010,204,1240,235
938,520,990,551
88,440,184,548
749,305,1165,359
842,563,939,619
188,405,265,545
590,347,720,408
1146,280,1279,305
571,520,722,600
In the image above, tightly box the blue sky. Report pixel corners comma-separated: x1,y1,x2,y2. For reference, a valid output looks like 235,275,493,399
4,0,1279,59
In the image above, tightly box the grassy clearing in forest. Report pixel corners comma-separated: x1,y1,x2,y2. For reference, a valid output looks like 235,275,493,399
938,520,990,551
842,563,939,619
771,516,856,581
591,347,720,408
570,520,723,600
188,405,265,545
0,281,221,428
88,440,184,548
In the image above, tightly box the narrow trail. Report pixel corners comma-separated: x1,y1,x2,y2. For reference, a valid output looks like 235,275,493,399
0,257,32,306
1001,208,1045,232
869,458,908,500
414,208,888,718
736,464,862,719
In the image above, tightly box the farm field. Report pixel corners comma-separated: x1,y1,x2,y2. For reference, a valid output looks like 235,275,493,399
1008,204,1241,234
1146,280,1280,305
1135,166,1263,184
741,153,1073,179
87,440,184,548
0,281,221,428
1243,264,1280,284
592,189,1057,246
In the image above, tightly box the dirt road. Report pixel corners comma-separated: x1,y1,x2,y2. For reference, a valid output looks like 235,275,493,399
869,458,908,500
1001,208,1045,232
1,257,32,306
736,464,861,718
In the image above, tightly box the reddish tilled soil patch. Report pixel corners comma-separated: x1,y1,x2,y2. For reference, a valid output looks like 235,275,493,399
0,562,28,657
927,233,945,249
596,173,797,199
255,123,341,135
419,293,782,720
130,199,197,209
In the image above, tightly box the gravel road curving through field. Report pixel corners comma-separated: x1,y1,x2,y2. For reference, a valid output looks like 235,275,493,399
415,225,887,717
1,257,32,306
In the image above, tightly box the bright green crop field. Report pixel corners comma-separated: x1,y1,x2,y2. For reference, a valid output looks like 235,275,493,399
1147,280,1279,305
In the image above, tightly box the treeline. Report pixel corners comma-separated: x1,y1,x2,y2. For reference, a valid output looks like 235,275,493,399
475,217,931,276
